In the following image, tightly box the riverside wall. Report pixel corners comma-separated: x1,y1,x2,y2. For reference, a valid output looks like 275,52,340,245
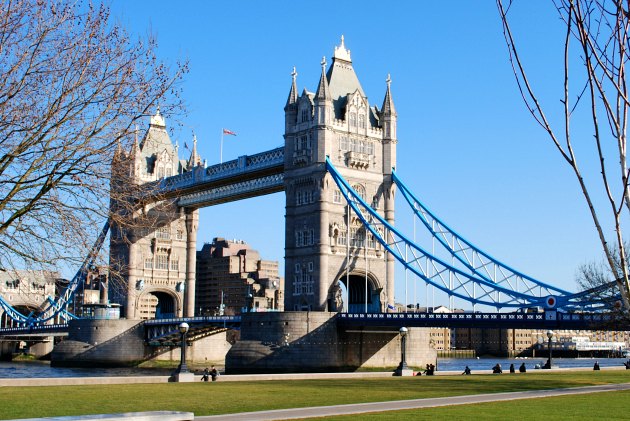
49,313,437,372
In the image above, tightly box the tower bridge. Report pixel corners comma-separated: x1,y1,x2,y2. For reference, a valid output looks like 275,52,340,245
0,38,623,369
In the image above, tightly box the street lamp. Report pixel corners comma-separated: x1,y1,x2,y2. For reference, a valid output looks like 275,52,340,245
177,322,189,374
546,330,554,369
396,326,409,376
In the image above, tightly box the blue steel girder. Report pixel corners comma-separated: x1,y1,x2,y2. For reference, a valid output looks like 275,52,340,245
326,158,569,309
392,171,570,299
0,221,110,327
392,170,616,310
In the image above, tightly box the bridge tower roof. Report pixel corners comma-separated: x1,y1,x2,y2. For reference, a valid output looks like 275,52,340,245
326,35,366,119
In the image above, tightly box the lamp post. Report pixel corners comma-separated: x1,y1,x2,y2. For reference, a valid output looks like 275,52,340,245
396,326,410,376
547,330,554,369
177,322,189,374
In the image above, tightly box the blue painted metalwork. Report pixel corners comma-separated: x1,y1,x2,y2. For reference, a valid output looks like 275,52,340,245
0,221,110,327
326,158,611,310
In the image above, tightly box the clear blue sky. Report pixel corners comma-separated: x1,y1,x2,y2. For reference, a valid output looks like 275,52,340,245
110,1,607,308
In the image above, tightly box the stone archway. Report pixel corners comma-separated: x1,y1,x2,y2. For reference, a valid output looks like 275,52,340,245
136,289,180,320
332,272,381,313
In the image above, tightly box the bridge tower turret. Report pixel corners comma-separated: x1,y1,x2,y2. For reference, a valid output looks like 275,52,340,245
283,37,397,312
109,110,199,320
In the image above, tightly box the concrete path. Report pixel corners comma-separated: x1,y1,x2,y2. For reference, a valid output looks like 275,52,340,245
195,382,630,421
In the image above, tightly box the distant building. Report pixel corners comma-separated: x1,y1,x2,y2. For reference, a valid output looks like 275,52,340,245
0,270,59,326
195,238,284,315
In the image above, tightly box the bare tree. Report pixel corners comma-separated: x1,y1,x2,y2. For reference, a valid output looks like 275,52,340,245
497,0,630,311
0,1,187,278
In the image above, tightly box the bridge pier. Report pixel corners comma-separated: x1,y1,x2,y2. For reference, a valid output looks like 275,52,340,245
226,312,436,374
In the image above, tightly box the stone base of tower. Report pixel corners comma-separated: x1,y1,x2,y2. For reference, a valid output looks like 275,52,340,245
225,312,436,374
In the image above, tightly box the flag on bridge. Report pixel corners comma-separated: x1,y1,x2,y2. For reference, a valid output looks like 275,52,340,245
223,128,237,136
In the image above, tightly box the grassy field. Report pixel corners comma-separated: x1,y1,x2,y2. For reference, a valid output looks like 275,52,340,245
1,371,629,419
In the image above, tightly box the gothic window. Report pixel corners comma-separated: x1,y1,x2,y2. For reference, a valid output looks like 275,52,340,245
337,231,347,246
333,189,342,204
372,195,380,209
353,184,366,202
367,234,377,249
144,258,153,270
366,141,374,155
293,273,302,295
358,114,365,129
350,228,365,248
155,226,170,240
308,261,314,272
155,252,168,271
358,141,365,154
300,135,308,150
157,165,164,179
166,167,173,177
170,257,179,271
301,108,309,122
349,138,357,152
176,229,184,240
296,191,302,206
340,136,348,151
350,112,357,127
295,263,301,273
295,231,303,247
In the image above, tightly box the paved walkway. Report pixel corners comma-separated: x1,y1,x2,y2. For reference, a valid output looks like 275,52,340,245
195,382,630,421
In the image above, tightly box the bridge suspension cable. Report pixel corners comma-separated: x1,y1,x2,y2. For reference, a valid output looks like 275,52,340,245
326,158,610,310
0,221,110,327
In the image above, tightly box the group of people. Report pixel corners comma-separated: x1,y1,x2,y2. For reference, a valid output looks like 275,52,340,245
201,365,219,382
490,362,527,374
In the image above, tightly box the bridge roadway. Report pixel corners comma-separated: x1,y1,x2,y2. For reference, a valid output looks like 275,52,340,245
0,311,624,342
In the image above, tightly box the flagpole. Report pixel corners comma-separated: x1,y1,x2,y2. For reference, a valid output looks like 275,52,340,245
220,129,224,164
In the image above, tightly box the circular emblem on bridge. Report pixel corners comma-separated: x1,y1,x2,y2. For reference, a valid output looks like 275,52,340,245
545,295,557,309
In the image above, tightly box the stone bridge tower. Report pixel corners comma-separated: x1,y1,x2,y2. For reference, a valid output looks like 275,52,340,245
283,37,397,312
109,110,200,320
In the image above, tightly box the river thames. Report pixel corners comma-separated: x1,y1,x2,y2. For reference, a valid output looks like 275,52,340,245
1,358,628,378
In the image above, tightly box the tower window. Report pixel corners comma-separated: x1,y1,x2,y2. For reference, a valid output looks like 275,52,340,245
358,114,365,129
350,112,357,127
301,108,309,122
333,189,342,204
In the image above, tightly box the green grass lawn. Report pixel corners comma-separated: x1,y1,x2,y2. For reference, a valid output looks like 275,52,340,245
1,371,629,419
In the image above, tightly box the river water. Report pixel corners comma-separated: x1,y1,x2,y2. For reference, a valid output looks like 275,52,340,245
1,358,628,378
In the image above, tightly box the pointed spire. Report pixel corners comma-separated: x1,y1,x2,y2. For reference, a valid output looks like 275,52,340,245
150,106,166,127
315,56,331,101
113,136,124,161
187,133,201,169
381,73,396,116
129,125,140,157
333,34,352,62
285,67,298,108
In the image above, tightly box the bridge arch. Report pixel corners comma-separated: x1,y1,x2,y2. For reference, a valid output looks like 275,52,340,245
135,288,182,320
330,270,382,313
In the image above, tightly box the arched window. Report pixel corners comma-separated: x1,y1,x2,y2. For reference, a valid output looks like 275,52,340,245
353,184,366,202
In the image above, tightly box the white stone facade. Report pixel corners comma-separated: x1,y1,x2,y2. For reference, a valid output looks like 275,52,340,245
283,38,397,312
